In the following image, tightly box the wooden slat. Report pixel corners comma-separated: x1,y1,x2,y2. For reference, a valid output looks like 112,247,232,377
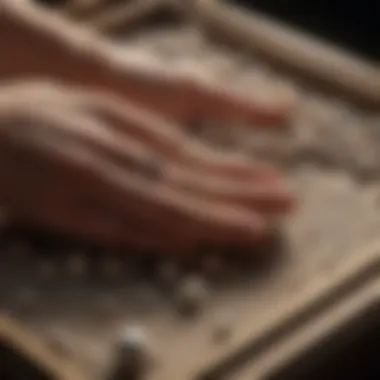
0,315,87,380
194,0,380,108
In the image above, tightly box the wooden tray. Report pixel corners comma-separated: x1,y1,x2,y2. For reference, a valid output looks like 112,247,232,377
1,1,380,379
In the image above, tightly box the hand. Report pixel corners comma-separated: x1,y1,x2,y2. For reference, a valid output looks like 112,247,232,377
0,0,297,128
0,81,294,257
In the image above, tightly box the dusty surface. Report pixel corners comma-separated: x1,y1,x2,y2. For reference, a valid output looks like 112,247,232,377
1,20,380,380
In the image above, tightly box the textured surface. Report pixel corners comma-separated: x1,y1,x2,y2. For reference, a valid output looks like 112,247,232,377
1,4,380,380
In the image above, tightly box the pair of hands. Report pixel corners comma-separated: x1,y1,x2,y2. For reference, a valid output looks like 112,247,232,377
0,0,296,256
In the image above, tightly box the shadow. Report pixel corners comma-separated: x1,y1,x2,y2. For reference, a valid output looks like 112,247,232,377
0,338,53,380
267,302,380,380
231,0,380,62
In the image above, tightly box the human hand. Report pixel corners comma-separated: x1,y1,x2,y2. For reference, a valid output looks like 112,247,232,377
0,81,294,257
0,0,297,129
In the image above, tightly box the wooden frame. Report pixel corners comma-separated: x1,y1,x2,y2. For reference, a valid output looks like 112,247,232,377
197,241,380,379
190,0,380,108
59,0,380,106
0,315,85,380
3,1,380,379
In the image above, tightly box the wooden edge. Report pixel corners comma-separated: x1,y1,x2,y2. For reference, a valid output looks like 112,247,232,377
194,239,380,379
17,0,380,107
34,0,164,32
0,315,87,380
83,0,164,32
191,0,380,108
235,277,380,380
64,0,110,17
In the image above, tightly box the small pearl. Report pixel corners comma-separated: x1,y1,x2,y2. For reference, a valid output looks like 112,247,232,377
118,326,148,349
175,275,209,317
110,326,150,379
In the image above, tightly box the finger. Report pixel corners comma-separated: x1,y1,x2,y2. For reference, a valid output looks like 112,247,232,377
50,116,292,216
41,85,283,181
0,136,197,254
52,141,270,246
0,2,206,123
17,103,289,215
169,166,295,214
33,129,269,246
0,97,161,177
4,82,281,184
66,95,290,213
0,109,269,248
186,79,298,128
0,92,291,228
0,80,285,188
0,93,290,219
0,3,296,130
4,180,195,256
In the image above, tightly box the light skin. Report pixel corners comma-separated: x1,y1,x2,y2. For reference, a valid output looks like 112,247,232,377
0,1,296,257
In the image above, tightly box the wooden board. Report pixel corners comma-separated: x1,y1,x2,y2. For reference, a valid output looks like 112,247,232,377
1,1,380,379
